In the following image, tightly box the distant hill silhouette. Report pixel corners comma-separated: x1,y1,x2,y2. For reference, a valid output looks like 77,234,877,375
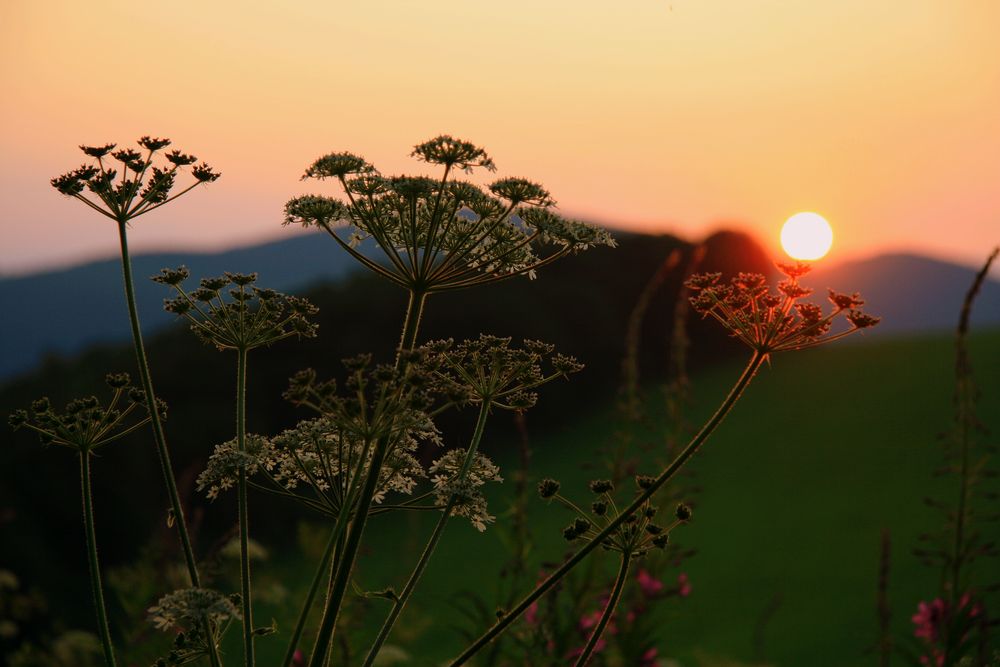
0,232,360,379
2,231,997,380
804,252,1000,335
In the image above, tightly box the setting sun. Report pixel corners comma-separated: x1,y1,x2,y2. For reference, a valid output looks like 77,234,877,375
780,212,834,261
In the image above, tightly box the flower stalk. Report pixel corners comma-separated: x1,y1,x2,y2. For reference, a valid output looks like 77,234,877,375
307,291,428,667
80,450,119,667
361,400,493,666
573,552,632,667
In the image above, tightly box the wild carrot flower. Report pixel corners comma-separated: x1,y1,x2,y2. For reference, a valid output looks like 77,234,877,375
424,335,584,409
283,136,615,293
51,137,219,223
686,262,879,354
147,588,240,666
429,450,503,531
154,268,318,351
9,373,160,452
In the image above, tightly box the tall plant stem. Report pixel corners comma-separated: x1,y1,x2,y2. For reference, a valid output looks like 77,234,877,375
236,347,254,667
281,528,340,667
362,401,492,666
448,350,767,666
80,451,119,667
116,220,201,586
307,289,429,667
573,553,631,667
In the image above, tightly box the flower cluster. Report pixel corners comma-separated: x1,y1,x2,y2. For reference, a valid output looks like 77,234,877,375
51,137,219,222
686,262,879,354
197,415,436,517
430,448,503,531
148,588,239,666
283,136,615,292
540,477,692,558
911,593,984,667
8,373,162,453
153,267,318,351
424,335,584,410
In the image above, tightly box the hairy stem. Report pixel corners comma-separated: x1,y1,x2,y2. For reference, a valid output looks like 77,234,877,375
281,528,340,667
80,451,119,667
116,220,201,585
236,348,254,667
448,350,766,665
362,401,492,666
307,290,429,667
573,553,631,667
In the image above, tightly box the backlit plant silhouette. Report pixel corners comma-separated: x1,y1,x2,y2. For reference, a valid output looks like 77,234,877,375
9,134,882,667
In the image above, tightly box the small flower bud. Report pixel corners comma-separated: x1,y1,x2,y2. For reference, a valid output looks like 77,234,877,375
591,500,607,516
589,479,613,494
8,409,28,429
652,534,670,549
537,478,560,499
675,503,693,521
105,373,131,389
635,475,655,490
573,517,592,534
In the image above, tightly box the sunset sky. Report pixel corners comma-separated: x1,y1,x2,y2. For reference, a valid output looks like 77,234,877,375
1,0,997,275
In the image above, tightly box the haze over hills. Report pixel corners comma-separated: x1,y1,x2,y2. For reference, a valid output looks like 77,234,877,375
1,232,997,380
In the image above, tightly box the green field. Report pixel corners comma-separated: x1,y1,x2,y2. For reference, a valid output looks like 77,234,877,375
274,329,1000,667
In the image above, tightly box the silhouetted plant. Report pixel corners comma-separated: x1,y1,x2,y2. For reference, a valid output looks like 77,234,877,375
9,134,882,667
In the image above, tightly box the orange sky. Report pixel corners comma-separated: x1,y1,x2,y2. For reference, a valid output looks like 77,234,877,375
1,0,998,275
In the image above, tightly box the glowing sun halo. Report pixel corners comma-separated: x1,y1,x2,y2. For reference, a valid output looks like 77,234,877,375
780,212,833,261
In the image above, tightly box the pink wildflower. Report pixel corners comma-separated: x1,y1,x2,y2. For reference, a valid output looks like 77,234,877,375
636,569,664,596
677,572,692,597
912,598,946,642
524,599,539,626
292,649,305,666
640,646,659,667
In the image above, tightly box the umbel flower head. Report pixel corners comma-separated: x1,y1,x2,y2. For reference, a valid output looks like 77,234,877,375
148,587,239,666
283,135,615,292
196,415,434,517
153,267,318,351
199,354,446,518
424,335,584,410
8,373,163,453
539,476,692,558
430,448,503,531
51,136,219,223
685,262,880,355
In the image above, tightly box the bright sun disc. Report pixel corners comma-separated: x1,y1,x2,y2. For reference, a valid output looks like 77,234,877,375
780,212,833,260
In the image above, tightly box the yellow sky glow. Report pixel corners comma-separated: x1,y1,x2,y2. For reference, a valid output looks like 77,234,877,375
1,0,998,274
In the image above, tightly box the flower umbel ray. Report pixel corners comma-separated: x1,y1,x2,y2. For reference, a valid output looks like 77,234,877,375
283,136,615,293
685,261,880,356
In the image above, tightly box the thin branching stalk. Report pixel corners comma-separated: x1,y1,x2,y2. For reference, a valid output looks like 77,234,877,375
281,528,339,667
448,350,767,666
236,347,254,667
573,553,632,667
362,401,493,666
307,292,429,667
116,221,202,586
80,451,119,667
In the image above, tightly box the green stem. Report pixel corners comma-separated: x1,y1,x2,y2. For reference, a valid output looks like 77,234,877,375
307,290,428,667
361,401,492,666
573,553,631,667
80,451,119,667
116,220,201,586
447,350,767,666
236,348,254,667
397,290,427,362
281,528,340,667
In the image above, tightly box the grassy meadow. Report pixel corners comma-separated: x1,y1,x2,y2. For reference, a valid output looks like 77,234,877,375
224,329,999,666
